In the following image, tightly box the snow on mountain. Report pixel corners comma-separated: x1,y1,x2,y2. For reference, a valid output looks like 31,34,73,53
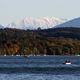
55,17,80,28
0,24,4,29
7,17,66,30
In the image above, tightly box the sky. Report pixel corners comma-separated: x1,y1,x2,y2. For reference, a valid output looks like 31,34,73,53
0,0,80,26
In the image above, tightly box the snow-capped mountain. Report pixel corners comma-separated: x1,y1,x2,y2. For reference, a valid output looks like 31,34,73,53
7,17,66,30
0,24,4,29
55,17,80,28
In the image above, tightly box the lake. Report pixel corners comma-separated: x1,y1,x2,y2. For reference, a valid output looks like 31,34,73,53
0,55,80,80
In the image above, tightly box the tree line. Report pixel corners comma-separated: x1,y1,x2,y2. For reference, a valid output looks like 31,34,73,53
0,28,80,56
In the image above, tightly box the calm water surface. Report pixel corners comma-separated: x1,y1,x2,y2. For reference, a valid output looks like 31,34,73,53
0,55,80,80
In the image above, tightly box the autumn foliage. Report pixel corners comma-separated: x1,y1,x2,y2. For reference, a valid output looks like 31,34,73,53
0,27,80,55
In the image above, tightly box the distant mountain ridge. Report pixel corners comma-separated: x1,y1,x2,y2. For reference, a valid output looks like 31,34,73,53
6,17,66,30
0,24,4,29
1,17,80,30
55,17,80,28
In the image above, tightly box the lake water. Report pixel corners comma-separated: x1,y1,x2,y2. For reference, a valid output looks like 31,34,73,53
0,55,80,80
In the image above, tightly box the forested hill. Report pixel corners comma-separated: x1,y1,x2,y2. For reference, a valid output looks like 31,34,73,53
36,27,80,39
0,27,80,55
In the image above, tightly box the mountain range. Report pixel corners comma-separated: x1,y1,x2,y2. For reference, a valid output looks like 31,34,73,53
0,17,80,55
0,17,80,30
6,17,66,30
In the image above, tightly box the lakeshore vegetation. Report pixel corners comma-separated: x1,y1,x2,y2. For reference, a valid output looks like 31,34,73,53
0,27,80,55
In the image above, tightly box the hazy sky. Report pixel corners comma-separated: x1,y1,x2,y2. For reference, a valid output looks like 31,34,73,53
0,0,80,26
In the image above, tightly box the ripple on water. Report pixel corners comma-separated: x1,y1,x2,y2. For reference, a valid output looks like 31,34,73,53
0,74,80,80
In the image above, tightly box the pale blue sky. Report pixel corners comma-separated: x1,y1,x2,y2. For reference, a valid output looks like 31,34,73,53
0,0,80,26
